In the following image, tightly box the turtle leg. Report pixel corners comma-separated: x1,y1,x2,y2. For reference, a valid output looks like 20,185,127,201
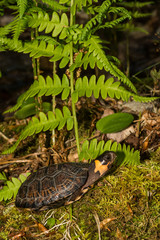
65,188,89,205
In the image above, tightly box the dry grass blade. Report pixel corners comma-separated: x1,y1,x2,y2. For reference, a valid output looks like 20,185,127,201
93,211,101,240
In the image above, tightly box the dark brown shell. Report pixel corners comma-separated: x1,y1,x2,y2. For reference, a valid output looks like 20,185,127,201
15,162,89,210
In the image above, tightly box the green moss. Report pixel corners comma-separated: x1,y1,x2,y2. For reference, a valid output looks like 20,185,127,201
72,160,160,239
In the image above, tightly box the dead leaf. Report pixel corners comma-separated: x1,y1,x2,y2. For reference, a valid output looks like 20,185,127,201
101,108,115,118
127,203,133,216
100,217,117,230
107,126,135,142
116,227,128,240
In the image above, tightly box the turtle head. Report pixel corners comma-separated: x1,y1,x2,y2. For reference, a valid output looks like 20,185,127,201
83,151,116,189
93,151,116,176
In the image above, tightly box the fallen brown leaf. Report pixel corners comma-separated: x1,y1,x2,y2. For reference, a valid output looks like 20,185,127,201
100,217,117,230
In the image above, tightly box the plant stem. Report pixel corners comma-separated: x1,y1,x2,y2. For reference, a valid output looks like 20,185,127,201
52,62,56,146
126,33,130,77
31,26,45,153
70,0,80,155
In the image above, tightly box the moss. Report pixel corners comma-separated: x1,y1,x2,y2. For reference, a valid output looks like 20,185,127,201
72,160,160,239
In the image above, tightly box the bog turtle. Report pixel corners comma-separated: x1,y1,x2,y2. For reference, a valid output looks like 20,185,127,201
15,151,116,210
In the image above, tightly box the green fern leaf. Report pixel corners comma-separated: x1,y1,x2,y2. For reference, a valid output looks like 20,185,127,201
41,0,68,11
4,74,70,113
13,16,29,41
80,3,131,40
97,0,112,23
3,107,73,154
28,11,69,39
132,11,151,19
79,139,140,166
83,36,137,93
119,1,153,8
0,19,17,37
17,0,27,18
0,37,56,58
72,75,158,103
0,172,30,201
73,0,98,14
0,172,7,181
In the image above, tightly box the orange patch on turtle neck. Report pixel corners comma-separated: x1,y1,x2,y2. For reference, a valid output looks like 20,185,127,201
94,160,110,176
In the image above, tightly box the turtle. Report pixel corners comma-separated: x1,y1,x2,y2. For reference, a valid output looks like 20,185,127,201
15,151,116,210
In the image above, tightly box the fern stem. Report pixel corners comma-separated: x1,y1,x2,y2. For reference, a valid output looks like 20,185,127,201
31,31,37,79
126,34,130,77
52,62,56,146
70,0,80,155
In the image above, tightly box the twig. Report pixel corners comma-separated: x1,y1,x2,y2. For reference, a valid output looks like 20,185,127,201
0,131,15,143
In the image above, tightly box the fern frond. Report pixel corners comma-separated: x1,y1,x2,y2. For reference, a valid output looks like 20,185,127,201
74,0,98,13
4,74,70,113
13,16,28,41
97,0,112,23
79,139,140,166
82,36,137,93
80,4,131,40
119,1,153,8
66,24,83,43
132,11,151,19
41,0,68,11
80,15,97,41
0,172,7,181
0,172,30,201
50,43,70,67
36,35,59,45
0,37,56,58
0,19,16,37
28,11,69,39
17,0,28,18
3,107,73,154
131,94,158,103
71,75,158,103
98,7,131,30
0,15,28,39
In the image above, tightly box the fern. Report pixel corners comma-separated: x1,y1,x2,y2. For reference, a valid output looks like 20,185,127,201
97,0,112,23
79,139,140,166
5,74,70,113
118,1,153,8
13,16,28,41
0,172,7,181
1,0,156,158
5,74,157,115
0,37,71,62
71,75,158,103
17,0,28,19
78,36,137,93
73,0,98,14
0,172,30,201
0,37,56,58
132,11,151,19
3,107,73,154
80,4,131,40
41,0,68,11
0,19,17,37
36,35,59,45
28,11,69,39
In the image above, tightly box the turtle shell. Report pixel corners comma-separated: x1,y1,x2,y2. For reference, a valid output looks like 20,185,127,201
15,162,89,210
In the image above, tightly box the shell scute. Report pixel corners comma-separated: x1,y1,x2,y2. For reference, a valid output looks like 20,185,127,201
16,162,88,210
